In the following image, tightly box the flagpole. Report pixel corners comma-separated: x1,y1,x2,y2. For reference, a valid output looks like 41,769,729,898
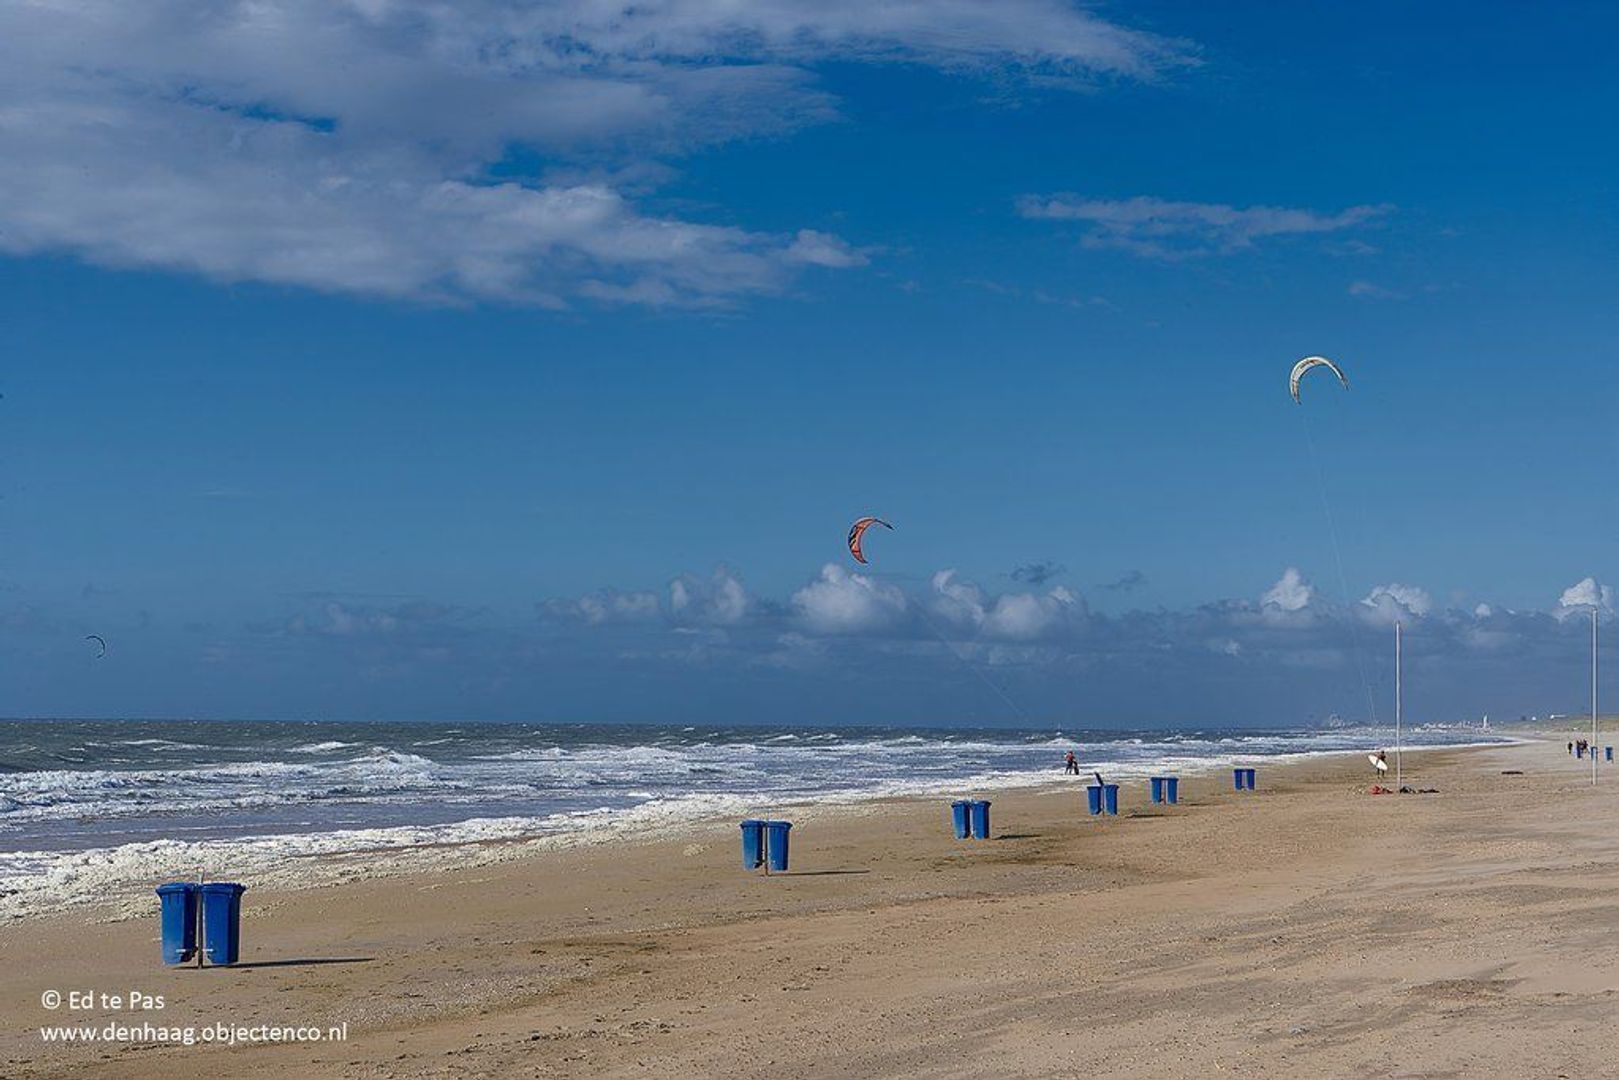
1395,621,1403,790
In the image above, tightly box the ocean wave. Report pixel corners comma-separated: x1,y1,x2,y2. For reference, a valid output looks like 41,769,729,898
0,722,1515,886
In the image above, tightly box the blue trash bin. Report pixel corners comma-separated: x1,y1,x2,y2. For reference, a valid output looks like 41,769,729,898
1233,768,1246,791
1102,784,1119,815
950,800,971,840
1086,785,1103,815
1608,747,1613,763
1165,777,1180,804
740,819,765,869
156,882,198,965
969,800,992,839
1149,777,1165,804
199,883,246,966
1243,768,1257,790
765,821,792,872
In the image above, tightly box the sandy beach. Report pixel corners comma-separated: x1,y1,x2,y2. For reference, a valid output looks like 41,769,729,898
5,736,1618,1078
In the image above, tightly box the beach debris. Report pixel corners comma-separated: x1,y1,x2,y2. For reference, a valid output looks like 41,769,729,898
1288,355,1349,404
846,516,893,564
84,634,106,658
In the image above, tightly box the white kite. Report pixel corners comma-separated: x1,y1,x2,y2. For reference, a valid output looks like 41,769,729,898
1289,356,1349,404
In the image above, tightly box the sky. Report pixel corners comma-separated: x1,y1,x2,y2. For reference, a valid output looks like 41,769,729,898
3,1,1618,727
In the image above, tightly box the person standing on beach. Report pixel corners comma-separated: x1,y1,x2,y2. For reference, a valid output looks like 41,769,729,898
1064,751,1080,775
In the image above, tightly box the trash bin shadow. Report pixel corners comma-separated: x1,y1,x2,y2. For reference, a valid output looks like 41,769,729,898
776,869,870,877
227,957,375,970
994,833,1041,841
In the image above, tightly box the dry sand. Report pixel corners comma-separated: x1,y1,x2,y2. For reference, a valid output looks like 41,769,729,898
5,737,1619,1078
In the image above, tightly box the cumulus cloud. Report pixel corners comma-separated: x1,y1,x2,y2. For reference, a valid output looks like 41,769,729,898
984,586,1079,640
527,564,1619,719
0,0,1180,305
792,564,908,635
1016,194,1389,259
931,570,988,628
539,568,751,625
1361,583,1433,623
39,563,1615,724
543,588,661,625
929,570,1082,640
669,568,751,626
1557,577,1614,620
1262,568,1313,613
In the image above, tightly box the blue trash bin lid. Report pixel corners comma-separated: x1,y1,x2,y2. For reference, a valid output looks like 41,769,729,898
199,882,247,897
764,821,792,831
155,882,196,896
740,819,765,827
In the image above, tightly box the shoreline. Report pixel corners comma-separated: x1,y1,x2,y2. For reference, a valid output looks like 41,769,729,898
0,734,1526,923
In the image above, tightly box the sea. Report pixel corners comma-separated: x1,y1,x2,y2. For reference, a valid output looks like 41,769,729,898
0,719,1511,918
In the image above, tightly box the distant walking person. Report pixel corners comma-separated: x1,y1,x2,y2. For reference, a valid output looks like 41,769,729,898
1064,751,1080,775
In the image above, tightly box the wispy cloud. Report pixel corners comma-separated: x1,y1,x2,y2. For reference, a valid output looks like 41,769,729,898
1010,561,1065,586
0,1,1184,306
1100,569,1148,593
1347,280,1404,300
1016,194,1390,258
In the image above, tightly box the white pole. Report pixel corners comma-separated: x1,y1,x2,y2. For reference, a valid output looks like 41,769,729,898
1592,609,1599,787
1395,621,1403,789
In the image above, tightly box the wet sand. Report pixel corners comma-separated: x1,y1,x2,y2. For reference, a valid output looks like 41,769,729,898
5,737,1618,1078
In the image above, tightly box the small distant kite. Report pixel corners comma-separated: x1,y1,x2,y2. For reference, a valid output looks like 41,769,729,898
1289,356,1349,403
847,516,893,565
85,634,107,658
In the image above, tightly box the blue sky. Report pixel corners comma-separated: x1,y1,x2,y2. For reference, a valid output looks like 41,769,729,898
2,1,1617,726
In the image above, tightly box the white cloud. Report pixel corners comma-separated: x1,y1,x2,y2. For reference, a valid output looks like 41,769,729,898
792,564,907,634
929,570,1080,640
670,568,750,626
1361,583,1433,623
1557,577,1614,620
574,590,662,625
930,570,987,627
1262,568,1313,613
0,0,1179,305
1347,280,1404,300
983,587,1077,640
1016,195,1389,259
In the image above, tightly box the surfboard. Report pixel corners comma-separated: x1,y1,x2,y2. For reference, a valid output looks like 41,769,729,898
1368,754,1388,773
